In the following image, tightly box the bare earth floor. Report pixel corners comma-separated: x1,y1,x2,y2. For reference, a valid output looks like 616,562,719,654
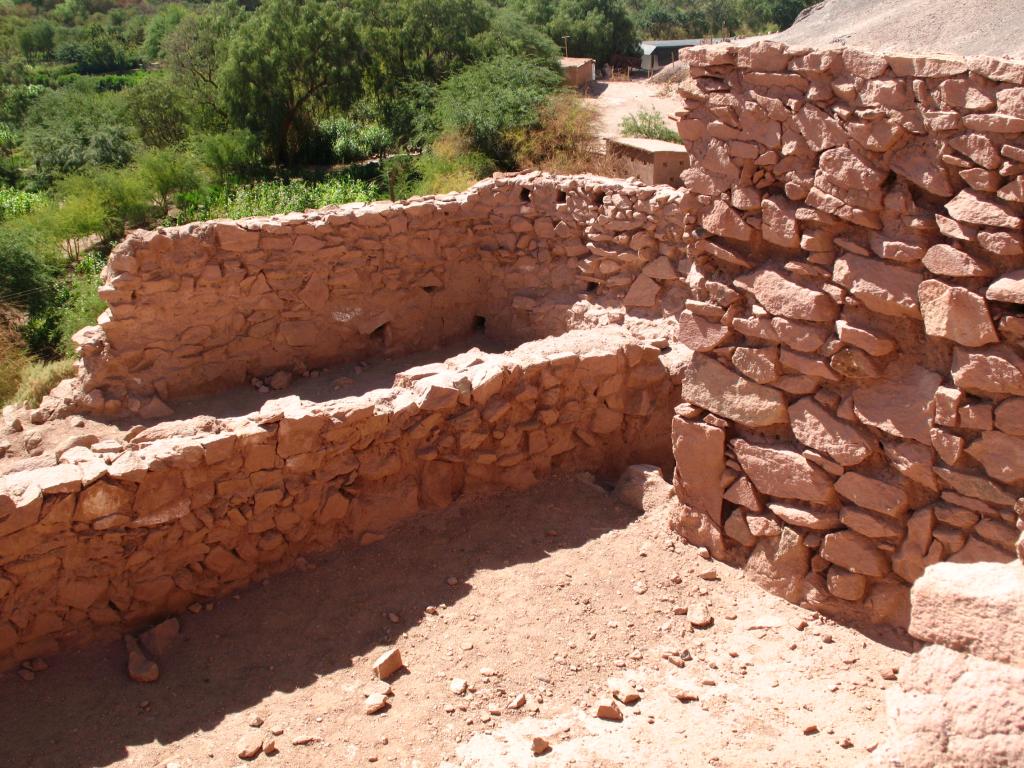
584,81,682,141
0,476,910,768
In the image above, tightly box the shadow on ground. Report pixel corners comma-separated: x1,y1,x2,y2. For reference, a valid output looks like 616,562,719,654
0,477,638,768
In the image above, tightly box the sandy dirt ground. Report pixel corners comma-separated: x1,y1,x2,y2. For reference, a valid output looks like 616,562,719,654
774,0,1024,59
584,81,682,141
0,475,911,768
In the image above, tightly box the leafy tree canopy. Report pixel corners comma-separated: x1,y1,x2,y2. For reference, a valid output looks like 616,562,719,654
218,0,366,164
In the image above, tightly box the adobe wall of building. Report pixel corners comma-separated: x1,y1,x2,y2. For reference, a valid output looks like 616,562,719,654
49,174,695,420
0,327,679,669
665,41,1024,626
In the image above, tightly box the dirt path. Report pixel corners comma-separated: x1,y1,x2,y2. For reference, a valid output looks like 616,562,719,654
584,81,682,141
0,476,910,768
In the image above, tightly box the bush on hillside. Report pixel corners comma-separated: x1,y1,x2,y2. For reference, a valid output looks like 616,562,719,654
430,56,562,167
412,133,495,195
137,147,202,213
191,130,261,184
619,108,681,143
23,88,136,180
515,91,601,172
126,74,191,147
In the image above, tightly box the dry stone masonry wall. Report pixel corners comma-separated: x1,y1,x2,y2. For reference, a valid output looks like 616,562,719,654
0,328,678,669
54,175,698,418
6,40,1024,669
666,41,1024,626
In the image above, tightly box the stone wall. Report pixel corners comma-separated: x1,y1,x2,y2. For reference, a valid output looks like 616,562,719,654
665,41,1024,625
53,174,697,419
0,327,678,668
11,40,1024,666
874,560,1024,767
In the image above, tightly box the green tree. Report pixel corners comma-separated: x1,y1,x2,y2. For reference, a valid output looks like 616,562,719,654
18,20,55,61
142,4,187,62
430,56,562,166
740,0,814,31
54,25,133,74
23,89,136,180
126,73,191,147
0,219,58,316
161,2,240,128
218,0,366,164
137,147,202,214
358,0,491,87
627,0,687,39
548,0,637,63
191,130,260,184
472,6,562,62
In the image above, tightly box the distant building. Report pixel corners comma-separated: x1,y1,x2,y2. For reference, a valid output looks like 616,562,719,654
605,137,690,187
560,56,596,87
639,39,704,73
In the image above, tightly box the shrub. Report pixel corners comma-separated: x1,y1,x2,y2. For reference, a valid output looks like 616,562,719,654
379,154,418,200
23,88,136,180
53,168,151,245
515,92,601,172
319,117,396,164
430,56,562,167
0,220,59,316
54,25,134,74
176,174,381,221
0,83,44,125
137,147,202,213
192,130,261,185
20,252,105,360
142,4,187,62
413,132,495,195
10,359,76,407
19,20,56,61
126,74,191,147
619,108,681,143
0,326,29,405
320,116,366,163
0,187,44,222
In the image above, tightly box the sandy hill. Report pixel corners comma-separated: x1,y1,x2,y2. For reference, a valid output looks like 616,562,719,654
774,0,1024,59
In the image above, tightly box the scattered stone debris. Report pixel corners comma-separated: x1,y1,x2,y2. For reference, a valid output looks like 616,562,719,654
140,618,180,658
236,731,264,760
607,678,641,705
125,636,159,683
268,371,292,390
531,736,551,756
372,647,404,680
594,698,624,722
688,604,714,629
365,693,389,715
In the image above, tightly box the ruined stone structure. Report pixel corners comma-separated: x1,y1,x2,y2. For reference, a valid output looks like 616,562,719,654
54,175,694,416
875,558,1024,766
3,42,1024,686
666,42,1024,626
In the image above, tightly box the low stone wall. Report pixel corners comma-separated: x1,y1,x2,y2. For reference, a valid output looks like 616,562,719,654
0,328,678,668
665,41,1024,625
53,174,696,419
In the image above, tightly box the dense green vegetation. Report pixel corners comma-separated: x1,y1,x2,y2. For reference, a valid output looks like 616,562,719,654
0,0,813,405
